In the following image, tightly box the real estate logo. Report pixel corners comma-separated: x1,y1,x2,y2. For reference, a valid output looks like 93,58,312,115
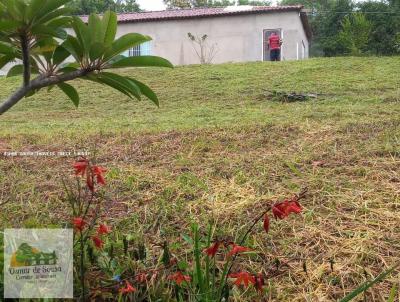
3,229,73,299
11,243,58,267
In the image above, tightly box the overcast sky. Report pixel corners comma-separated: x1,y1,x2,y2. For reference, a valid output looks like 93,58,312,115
137,0,166,11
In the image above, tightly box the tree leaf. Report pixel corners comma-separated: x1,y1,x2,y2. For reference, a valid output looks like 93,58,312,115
89,42,105,61
99,72,141,100
6,64,23,77
0,54,15,69
46,16,72,29
26,0,49,20
31,25,67,39
0,42,14,55
26,0,47,20
101,11,117,46
111,56,173,69
34,0,71,23
61,36,83,61
0,0,25,20
53,45,70,65
127,77,159,106
89,75,133,100
91,72,142,100
104,33,152,61
71,16,91,55
0,20,21,32
57,82,79,107
37,7,71,25
88,13,102,45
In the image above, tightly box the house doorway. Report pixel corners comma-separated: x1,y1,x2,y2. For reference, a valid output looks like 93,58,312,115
263,29,282,61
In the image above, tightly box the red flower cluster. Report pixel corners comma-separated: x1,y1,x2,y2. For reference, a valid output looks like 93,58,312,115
72,217,86,231
72,217,110,250
73,159,106,192
167,271,191,285
203,241,220,257
135,273,148,283
228,272,265,292
262,194,304,235
91,223,111,249
119,281,136,294
229,271,255,287
272,198,302,219
92,235,104,249
203,241,251,259
98,224,111,235
227,244,251,258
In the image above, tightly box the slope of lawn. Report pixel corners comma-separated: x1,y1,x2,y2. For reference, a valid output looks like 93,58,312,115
1,57,400,301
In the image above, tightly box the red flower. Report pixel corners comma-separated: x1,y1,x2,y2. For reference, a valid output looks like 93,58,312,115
272,199,302,219
92,236,104,249
119,281,136,294
227,244,251,258
255,273,265,292
167,271,191,285
72,217,86,231
203,242,220,257
229,272,256,287
92,166,106,185
263,214,270,233
73,159,106,192
135,273,148,283
73,159,88,176
98,224,111,235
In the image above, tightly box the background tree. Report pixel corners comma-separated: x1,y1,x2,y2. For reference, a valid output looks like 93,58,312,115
337,13,372,55
358,0,400,55
66,0,141,14
187,32,218,63
0,0,172,115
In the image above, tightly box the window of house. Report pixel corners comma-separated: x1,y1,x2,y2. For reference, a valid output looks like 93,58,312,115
128,45,141,57
302,40,306,59
126,41,152,57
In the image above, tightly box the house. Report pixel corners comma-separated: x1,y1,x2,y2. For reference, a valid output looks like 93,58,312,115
0,5,311,75
82,5,311,65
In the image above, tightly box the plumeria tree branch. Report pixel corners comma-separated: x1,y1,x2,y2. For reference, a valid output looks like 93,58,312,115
0,0,173,116
0,68,93,114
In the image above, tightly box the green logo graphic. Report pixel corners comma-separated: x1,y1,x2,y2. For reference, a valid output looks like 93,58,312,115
11,243,58,267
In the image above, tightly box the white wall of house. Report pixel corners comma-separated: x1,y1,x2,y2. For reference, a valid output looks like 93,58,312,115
116,11,309,65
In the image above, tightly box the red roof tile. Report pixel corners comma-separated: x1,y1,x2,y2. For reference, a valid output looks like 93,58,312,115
81,6,304,23
81,6,311,40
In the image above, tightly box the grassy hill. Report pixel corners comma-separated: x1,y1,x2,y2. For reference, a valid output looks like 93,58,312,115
1,57,400,300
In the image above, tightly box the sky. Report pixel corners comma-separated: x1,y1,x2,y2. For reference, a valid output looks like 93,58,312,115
137,0,167,11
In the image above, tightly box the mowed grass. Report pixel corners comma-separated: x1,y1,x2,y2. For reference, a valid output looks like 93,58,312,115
1,56,400,301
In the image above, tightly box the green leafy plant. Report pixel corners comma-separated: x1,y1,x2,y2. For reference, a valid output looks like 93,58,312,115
165,190,307,301
63,158,309,301
65,158,111,300
0,0,172,115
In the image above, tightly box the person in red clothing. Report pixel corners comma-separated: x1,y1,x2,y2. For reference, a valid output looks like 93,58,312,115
268,32,282,61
